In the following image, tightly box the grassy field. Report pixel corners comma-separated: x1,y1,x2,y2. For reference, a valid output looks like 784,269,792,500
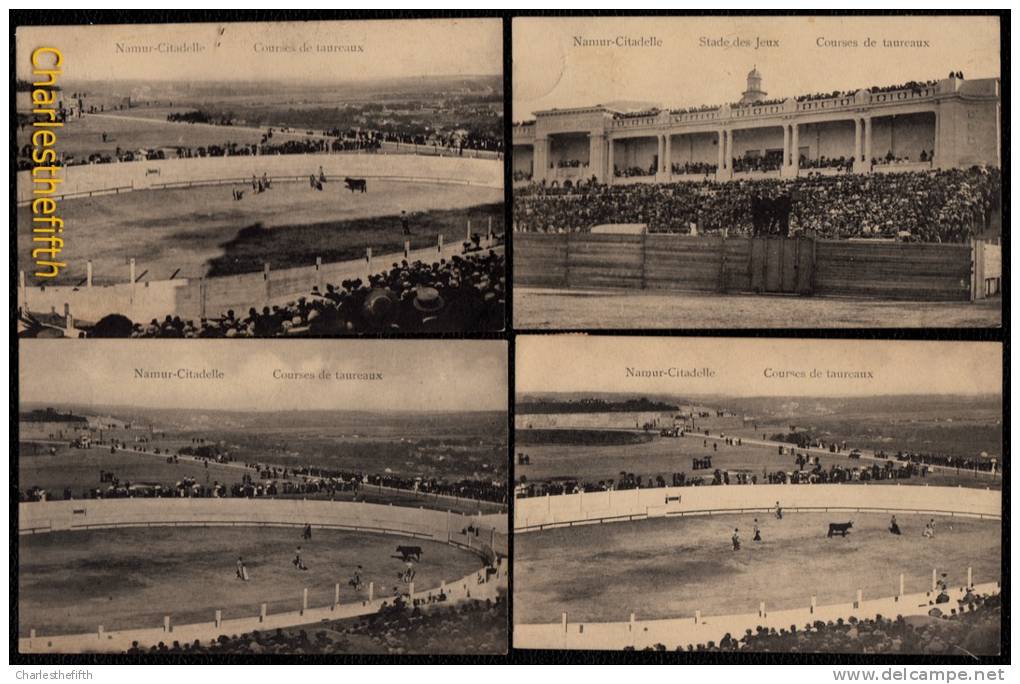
19,527,481,636
514,512,1000,624
16,182,502,284
514,288,1002,329
514,432,999,489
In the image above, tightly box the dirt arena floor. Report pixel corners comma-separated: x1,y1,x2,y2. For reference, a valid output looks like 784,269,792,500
514,512,1000,624
19,526,481,636
514,288,1002,329
16,181,502,284
515,434,1001,490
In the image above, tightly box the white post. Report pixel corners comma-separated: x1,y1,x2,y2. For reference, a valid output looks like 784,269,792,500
467,220,472,242
629,612,635,632
562,612,568,632
302,587,308,614
368,581,374,601
365,248,373,279
98,625,104,640
86,260,93,287
856,589,863,609
129,258,136,284
29,629,36,645
694,610,701,624
932,568,937,592
315,256,323,290
164,615,171,633
215,610,222,628
437,234,443,254
759,601,766,618
810,595,817,613
899,573,905,597
404,240,410,260
334,583,340,608
967,567,973,588
260,603,267,622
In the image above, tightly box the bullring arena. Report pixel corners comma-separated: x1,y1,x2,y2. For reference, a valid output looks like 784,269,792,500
513,484,999,651
16,151,504,333
19,498,507,654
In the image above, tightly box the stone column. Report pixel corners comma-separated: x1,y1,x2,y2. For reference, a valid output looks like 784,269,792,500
783,124,791,168
588,133,603,183
606,136,615,185
663,133,672,181
932,110,940,167
534,137,550,183
656,135,665,178
863,117,873,171
717,130,725,171
853,118,863,172
791,123,800,174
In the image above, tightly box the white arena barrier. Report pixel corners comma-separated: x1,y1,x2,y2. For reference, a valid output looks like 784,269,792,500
514,484,1000,650
19,498,507,653
17,152,502,204
514,484,1000,531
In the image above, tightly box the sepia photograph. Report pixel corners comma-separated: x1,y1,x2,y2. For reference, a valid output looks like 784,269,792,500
514,336,1002,654
16,339,508,655
512,16,1001,329
16,18,505,337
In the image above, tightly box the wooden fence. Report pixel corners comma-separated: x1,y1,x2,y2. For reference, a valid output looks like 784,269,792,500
514,233,985,301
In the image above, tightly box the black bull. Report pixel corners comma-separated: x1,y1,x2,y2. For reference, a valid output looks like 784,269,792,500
827,521,854,537
345,177,367,193
396,545,422,561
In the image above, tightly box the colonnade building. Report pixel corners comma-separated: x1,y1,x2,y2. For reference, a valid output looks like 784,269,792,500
512,69,1000,185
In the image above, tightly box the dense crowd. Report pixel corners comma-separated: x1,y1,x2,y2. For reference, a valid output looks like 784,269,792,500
514,167,999,242
84,250,505,338
122,595,507,655
625,592,999,654
20,432,507,505
672,162,716,176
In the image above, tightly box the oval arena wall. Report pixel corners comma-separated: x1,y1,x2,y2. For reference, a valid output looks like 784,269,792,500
514,483,1000,531
18,153,503,324
514,484,1000,650
19,499,507,653
17,152,502,204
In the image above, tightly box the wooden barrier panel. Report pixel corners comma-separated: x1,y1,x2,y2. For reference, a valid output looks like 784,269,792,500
514,234,568,288
814,241,972,301
643,235,724,292
567,234,644,290
515,233,975,301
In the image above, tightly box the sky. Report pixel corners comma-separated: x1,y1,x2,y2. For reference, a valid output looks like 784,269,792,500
20,340,507,412
516,336,1001,398
513,15,1000,119
16,18,501,83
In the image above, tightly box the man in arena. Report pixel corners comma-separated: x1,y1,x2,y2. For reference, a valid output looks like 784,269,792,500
401,210,412,236
731,528,741,551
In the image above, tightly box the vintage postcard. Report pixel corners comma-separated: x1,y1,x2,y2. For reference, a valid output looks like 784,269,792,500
512,15,1002,329
514,335,1002,654
16,18,505,337
17,339,508,655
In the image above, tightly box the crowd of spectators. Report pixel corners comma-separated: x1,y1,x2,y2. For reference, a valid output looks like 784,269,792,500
122,595,507,655
731,154,783,173
796,89,853,103
83,249,505,338
626,592,999,654
869,79,940,95
672,162,717,175
514,166,999,243
799,154,853,171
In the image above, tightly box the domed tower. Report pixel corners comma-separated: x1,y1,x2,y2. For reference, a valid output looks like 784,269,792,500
740,66,767,105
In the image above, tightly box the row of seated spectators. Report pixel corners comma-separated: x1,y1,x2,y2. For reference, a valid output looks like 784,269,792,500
82,250,505,338
20,440,506,504
628,592,999,655
514,167,999,243
672,162,716,175
516,460,927,497
732,155,782,173
869,78,940,94
123,595,506,655
513,170,533,182
554,159,587,168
